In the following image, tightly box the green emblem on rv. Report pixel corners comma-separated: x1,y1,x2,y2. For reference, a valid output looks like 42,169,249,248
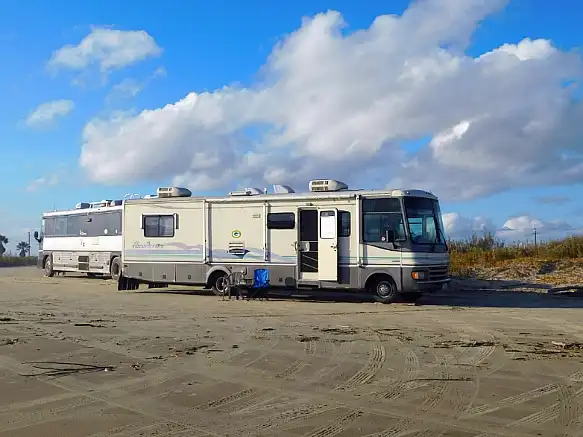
232,230,242,238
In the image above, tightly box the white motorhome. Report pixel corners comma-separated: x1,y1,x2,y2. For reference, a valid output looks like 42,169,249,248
35,199,125,279
117,180,450,303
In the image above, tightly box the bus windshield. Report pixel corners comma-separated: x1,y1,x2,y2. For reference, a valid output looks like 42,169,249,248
404,197,446,245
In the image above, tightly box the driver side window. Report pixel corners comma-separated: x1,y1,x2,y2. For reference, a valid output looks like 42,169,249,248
362,198,406,243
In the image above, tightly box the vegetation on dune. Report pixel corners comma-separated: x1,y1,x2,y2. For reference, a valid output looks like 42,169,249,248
0,256,38,267
448,232,583,283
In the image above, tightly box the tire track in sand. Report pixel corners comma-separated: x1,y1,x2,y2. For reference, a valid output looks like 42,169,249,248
333,332,386,392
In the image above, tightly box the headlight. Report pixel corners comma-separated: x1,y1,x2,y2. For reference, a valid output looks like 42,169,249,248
411,271,426,280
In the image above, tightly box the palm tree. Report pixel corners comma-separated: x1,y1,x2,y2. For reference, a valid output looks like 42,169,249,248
0,235,7,257
16,241,30,257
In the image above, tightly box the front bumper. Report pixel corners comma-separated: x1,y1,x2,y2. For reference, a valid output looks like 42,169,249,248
407,279,450,293
401,264,450,293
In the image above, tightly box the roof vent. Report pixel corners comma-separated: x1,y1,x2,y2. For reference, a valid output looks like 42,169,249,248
273,184,295,194
308,179,348,192
228,187,263,197
75,202,90,209
156,187,192,198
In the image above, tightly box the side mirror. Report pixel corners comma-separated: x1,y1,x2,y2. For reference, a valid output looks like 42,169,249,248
33,231,39,240
384,229,395,243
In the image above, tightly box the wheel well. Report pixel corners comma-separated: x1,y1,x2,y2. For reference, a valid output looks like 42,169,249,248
365,273,396,293
110,255,120,266
206,269,228,288
42,254,49,268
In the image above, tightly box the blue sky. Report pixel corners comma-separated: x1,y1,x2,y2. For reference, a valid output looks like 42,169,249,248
0,0,582,250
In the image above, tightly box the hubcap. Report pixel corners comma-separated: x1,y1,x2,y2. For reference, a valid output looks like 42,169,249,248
377,282,391,297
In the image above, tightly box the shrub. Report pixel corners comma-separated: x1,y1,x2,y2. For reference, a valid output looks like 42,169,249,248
448,232,583,276
0,256,38,268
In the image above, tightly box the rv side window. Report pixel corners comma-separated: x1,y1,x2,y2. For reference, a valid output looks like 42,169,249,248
267,212,295,230
103,212,122,235
54,216,67,237
143,215,175,237
66,215,81,236
44,218,55,237
338,211,351,237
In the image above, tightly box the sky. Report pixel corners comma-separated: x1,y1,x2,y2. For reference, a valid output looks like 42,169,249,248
0,0,582,253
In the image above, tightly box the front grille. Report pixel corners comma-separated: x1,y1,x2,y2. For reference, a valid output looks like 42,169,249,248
428,265,449,281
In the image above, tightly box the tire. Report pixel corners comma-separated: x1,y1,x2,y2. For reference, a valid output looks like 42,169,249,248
110,257,121,281
211,272,228,296
370,277,398,304
44,256,55,278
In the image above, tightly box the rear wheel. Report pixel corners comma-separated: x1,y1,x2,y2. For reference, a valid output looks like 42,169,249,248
210,272,228,296
110,257,121,281
44,256,54,278
368,276,398,304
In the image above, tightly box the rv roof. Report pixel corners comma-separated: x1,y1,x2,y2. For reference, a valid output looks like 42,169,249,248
43,204,123,217
127,188,437,204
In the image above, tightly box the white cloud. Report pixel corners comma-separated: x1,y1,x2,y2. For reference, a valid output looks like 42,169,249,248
442,212,496,240
110,78,142,98
48,27,162,73
443,212,578,242
497,215,575,241
26,99,74,128
106,67,167,101
79,0,583,200
26,174,59,192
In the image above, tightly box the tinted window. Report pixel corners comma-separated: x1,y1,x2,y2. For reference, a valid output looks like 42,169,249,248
54,216,67,236
44,218,55,237
143,215,175,237
338,210,351,237
362,197,406,243
66,215,81,236
267,212,295,230
363,198,401,213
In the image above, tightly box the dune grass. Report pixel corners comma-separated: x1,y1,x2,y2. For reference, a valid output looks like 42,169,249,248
448,232,583,277
0,256,38,268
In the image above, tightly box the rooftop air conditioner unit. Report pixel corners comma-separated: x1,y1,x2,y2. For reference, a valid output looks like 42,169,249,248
308,179,348,192
156,187,192,198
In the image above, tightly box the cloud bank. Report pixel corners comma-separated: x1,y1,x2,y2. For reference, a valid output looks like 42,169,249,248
79,0,582,201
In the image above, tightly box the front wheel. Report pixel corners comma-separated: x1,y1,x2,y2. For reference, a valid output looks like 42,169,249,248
370,277,398,304
44,256,54,277
110,257,121,281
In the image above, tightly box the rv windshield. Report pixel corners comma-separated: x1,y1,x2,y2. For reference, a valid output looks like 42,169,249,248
404,197,446,245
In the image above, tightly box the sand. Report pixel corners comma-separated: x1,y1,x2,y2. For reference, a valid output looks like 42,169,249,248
0,266,582,436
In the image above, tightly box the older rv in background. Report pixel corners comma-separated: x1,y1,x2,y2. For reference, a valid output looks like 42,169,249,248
35,198,127,279
117,179,450,303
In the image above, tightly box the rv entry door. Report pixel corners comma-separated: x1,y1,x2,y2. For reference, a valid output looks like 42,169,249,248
317,208,338,282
